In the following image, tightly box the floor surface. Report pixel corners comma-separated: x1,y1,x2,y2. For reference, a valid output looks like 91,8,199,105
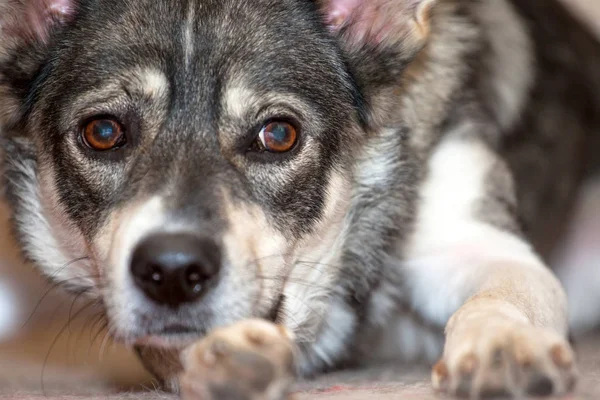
2,334,600,399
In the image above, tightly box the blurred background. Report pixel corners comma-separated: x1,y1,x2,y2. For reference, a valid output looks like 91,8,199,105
0,199,152,392
0,0,598,394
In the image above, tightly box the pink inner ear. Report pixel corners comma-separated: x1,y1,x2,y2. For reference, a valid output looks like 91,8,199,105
322,0,432,48
25,0,74,42
322,0,363,28
323,0,400,46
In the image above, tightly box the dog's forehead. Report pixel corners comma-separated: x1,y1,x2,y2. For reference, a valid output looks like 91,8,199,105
50,0,348,121
73,0,329,63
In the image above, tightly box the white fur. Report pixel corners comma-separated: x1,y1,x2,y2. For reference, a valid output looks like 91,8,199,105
223,85,255,121
140,69,169,99
8,153,93,288
355,129,401,189
106,196,167,293
403,131,546,326
183,3,195,68
300,297,356,371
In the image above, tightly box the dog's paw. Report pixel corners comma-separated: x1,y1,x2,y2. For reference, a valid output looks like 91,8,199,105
432,318,577,398
180,319,296,400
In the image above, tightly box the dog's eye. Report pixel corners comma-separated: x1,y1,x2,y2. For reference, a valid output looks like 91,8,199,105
82,119,126,151
253,121,298,153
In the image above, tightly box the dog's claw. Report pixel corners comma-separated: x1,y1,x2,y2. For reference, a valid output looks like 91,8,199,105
180,319,296,400
432,360,450,392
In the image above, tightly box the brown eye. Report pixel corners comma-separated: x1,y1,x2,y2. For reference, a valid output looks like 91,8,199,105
256,121,298,153
82,119,125,151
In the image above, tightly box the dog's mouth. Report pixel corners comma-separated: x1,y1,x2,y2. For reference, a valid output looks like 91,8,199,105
127,294,286,349
132,324,204,349
155,323,199,335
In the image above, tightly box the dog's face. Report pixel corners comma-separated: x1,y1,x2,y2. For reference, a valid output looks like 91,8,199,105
0,0,431,348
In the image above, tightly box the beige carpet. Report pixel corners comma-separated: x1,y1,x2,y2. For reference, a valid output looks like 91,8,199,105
3,334,600,399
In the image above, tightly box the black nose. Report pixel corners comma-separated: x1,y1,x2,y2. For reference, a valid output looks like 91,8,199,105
130,233,221,308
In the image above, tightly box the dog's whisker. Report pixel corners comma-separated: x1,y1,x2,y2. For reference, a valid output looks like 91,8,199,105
90,320,110,359
88,312,108,344
21,270,97,329
79,310,105,360
255,275,333,291
98,321,116,362
40,299,97,396
64,292,95,363
98,323,116,362
278,292,328,320
248,253,348,337
49,256,92,280
67,288,96,334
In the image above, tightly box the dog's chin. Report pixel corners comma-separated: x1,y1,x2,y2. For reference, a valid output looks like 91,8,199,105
119,326,206,349
133,333,199,349
129,333,203,349
114,295,284,350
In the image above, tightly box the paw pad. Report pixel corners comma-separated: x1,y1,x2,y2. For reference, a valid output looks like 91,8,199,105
459,354,478,376
211,338,231,357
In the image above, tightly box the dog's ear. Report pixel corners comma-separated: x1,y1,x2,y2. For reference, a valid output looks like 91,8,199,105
0,0,76,129
318,0,436,128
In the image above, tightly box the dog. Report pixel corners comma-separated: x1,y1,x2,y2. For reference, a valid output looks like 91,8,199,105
1,0,599,398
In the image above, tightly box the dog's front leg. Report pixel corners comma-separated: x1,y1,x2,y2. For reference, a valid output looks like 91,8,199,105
179,319,296,400
404,132,576,397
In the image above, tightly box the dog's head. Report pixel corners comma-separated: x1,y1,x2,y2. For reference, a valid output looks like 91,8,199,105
0,0,433,349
